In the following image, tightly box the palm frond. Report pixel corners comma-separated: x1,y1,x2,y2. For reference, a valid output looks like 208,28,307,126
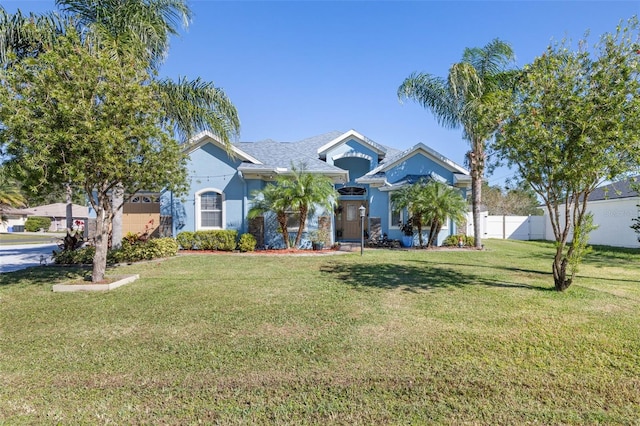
398,72,459,129
462,38,515,80
155,77,241,145
56,0,191,68
0,7,66,65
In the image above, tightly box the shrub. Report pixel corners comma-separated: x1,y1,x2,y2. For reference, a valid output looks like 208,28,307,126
443,234,475,247
195,230,238,251
176,231,196,250
237,233,257,252
53,238,179,265
52,246,96,265
112,237,179,263
25,216,52,232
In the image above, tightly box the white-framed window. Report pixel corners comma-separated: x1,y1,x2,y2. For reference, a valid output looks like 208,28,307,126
389,197,405,229
195,188,224,230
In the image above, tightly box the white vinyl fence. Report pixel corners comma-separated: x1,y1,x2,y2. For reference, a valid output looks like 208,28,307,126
465,213,546,241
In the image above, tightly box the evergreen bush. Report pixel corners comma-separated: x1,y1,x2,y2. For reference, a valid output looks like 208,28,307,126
237,233,257,252
25,216,52,232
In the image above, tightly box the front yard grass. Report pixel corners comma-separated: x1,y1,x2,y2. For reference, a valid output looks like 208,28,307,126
1,240,639,424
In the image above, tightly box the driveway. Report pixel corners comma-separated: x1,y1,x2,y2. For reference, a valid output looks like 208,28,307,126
0,243,59,273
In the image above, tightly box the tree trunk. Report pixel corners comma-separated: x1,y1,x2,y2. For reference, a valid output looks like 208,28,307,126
111,183,124,248
277,211,290,249
92,206,109,283
552,246,572,291
65,183,73,231
427,219,438,248
294,206,308,248
468,141,484,249
415,215,424,248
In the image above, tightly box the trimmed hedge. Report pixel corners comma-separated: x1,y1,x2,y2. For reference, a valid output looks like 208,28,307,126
237,233,257,252
52,237,179,265
442,234,476,247
176,230,238,251
25,216,52,232
176,231,196,250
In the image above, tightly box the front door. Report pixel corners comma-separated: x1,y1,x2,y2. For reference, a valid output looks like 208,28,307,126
338,200,367,241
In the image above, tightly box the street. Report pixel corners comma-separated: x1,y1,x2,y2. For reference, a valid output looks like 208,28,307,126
0,243,59,273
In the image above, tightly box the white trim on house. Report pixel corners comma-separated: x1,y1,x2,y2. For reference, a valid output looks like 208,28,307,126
388,198,404,230
238,165,349,183
185,131,263,165
332,152,373,162
363,143,469,179
317,129,387,158
195,187,225,230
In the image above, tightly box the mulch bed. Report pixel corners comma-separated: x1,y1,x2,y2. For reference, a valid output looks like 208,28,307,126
179,248,343,256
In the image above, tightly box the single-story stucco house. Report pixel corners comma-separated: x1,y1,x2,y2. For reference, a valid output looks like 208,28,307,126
161,129,471,248
26,203,89,232
0,206,32,232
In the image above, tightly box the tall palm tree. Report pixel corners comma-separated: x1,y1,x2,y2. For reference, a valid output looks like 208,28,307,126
398,39,516,248
248,183,293,249
420,180,467,248
285,165,338,247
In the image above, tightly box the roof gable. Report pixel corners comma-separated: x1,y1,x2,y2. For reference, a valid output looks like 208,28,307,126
184,131,262,165
364,143,468,178
317,129,387,159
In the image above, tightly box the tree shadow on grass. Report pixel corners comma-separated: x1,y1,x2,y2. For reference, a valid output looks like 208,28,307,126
420,260,553,279
0,265,90,288
320,262,551,292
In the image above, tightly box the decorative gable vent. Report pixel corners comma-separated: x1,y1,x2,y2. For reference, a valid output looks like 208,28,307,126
338,186,367,196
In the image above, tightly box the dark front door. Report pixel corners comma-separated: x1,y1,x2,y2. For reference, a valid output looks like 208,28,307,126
338,200,367,241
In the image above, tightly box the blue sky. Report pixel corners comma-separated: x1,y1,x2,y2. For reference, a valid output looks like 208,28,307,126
4,1,639,185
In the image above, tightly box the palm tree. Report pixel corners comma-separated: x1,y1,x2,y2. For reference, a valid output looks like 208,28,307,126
420,180,467,248
398,39,516,248
0,1,240,244
51,0,240,142
248,184,293,249
285,165,338,247
0,170,26,209
390,180,428,247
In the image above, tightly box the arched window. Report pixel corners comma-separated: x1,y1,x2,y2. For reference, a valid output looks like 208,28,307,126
196,189,224,229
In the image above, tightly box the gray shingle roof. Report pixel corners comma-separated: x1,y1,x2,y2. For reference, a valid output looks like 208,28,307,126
236,136,345,173
232,131,454,177
589,176,639,201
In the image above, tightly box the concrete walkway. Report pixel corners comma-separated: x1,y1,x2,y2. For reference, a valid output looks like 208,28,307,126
0,243,58,273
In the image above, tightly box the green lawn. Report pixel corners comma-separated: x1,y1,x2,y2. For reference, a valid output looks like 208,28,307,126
1,240,639,424
0,232,60,245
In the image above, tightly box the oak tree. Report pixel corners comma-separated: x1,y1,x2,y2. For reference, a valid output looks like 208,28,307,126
0,30,188,282
495,18,640,291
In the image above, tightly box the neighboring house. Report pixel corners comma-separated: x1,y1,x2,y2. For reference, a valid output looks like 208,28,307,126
543,177,640,248
163,129,471,248
0,207,32,232
27,203,89,232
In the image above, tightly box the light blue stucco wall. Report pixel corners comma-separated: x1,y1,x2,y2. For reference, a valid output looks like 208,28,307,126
166,142,248,235
384,153,455,185
325,138,379,170
334,157,370,185
368,151,464,246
